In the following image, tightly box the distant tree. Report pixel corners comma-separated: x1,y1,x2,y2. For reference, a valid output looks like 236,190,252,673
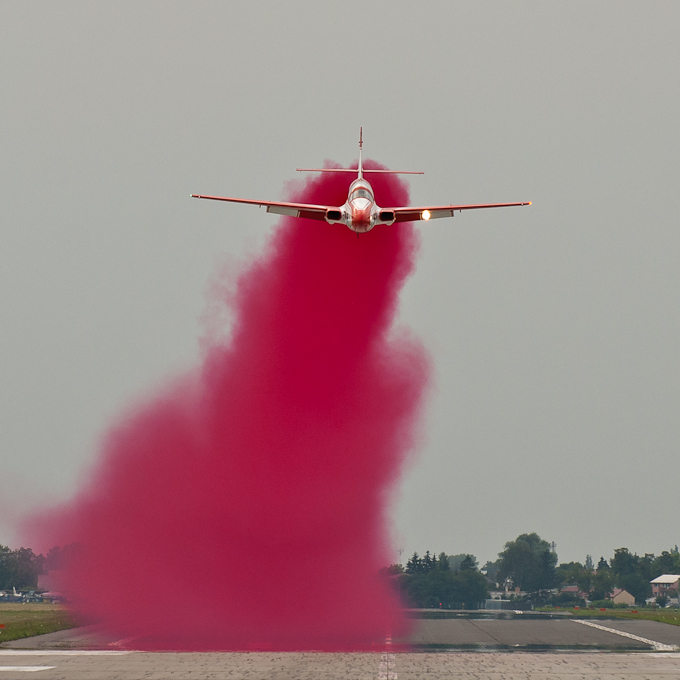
597,557,610,571
638,554,656,583
42,543,83,575
611,548,638,576
609,548,652,604
0,546,12,589
406,552,422,575
657,595,669,608
653,551,680,577
460,554,478,571
576,569,593,595
585,555,594,571
589,568,615,601
446,554,469,572
437,553,450,571
0,546,41,590
398,554,488,609
555,561,593,594
43,546,63,573
422,551,434,573
456,569,489,608
618,572,651,605
556,561,583,585
481,560,500,583
497,533,557,593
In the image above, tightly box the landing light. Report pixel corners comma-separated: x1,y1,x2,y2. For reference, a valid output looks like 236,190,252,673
422,210,431,221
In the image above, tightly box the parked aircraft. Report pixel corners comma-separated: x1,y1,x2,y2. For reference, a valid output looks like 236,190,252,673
191,130,530,233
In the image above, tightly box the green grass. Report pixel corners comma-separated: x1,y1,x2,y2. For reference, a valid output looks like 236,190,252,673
0,604,77,643
561,607,680,627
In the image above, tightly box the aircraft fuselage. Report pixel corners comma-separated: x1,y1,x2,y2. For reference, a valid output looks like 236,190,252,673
325,178,396,233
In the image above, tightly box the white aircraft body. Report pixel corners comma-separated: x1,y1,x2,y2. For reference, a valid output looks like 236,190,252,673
192,130,530,233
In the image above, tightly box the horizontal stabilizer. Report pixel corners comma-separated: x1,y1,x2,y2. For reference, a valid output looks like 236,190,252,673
296,168,423,175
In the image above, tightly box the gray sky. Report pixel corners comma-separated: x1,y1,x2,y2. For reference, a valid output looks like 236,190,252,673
1,1,678,567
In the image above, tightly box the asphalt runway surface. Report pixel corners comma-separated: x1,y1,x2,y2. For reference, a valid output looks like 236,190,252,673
5,615,680,652
1,649,680,679
404,616,680,650
2,617,679,679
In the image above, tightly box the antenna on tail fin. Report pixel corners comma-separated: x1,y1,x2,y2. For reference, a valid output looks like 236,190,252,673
358,127,363,179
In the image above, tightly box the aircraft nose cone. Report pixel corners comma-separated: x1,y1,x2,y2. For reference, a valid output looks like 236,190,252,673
350,199,372,231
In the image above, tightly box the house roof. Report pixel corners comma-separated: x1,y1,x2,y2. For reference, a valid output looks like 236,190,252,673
650,574,680,584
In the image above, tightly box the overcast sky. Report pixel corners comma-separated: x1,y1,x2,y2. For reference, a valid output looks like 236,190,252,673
1,1,678,567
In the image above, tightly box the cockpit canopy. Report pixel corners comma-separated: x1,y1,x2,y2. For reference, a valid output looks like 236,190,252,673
350,188,373,201
347,178,374,205
349,178,373,199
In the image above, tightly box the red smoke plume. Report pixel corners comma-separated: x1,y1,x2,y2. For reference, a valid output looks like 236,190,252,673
30,164,430,650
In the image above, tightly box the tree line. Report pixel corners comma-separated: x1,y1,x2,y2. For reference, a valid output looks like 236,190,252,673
485,533,680,606
0,546,42,590
388,533,680,609
382,551,488,609
3,536,680,607
0,544,75,591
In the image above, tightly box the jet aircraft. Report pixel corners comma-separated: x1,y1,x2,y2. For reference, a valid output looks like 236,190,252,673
191,130,530,233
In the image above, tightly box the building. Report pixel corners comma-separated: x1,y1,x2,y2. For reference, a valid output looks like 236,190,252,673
560,585,589,600
610,588,635,605
650,574,680,598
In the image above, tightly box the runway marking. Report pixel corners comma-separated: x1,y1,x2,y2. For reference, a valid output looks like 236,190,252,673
0,651,131,656
572,619,679,651
109,636,138,648
378,633,396,680
0,667,55,673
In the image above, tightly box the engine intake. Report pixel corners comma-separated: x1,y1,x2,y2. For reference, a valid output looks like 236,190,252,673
378,210,395,223
326,209,342,222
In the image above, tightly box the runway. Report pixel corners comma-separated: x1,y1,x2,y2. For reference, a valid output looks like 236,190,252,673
2,616,679,679
404,616,680,650
1,649,680,679
8,615,680,653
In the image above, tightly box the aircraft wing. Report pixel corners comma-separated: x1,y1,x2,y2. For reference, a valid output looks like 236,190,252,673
191,194,332,222
391,201,531,223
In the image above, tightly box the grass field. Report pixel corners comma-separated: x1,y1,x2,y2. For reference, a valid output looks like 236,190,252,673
565,607,680,627
0,603,77,643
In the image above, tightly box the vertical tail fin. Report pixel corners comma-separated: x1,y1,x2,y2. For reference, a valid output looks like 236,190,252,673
358,127,363,179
